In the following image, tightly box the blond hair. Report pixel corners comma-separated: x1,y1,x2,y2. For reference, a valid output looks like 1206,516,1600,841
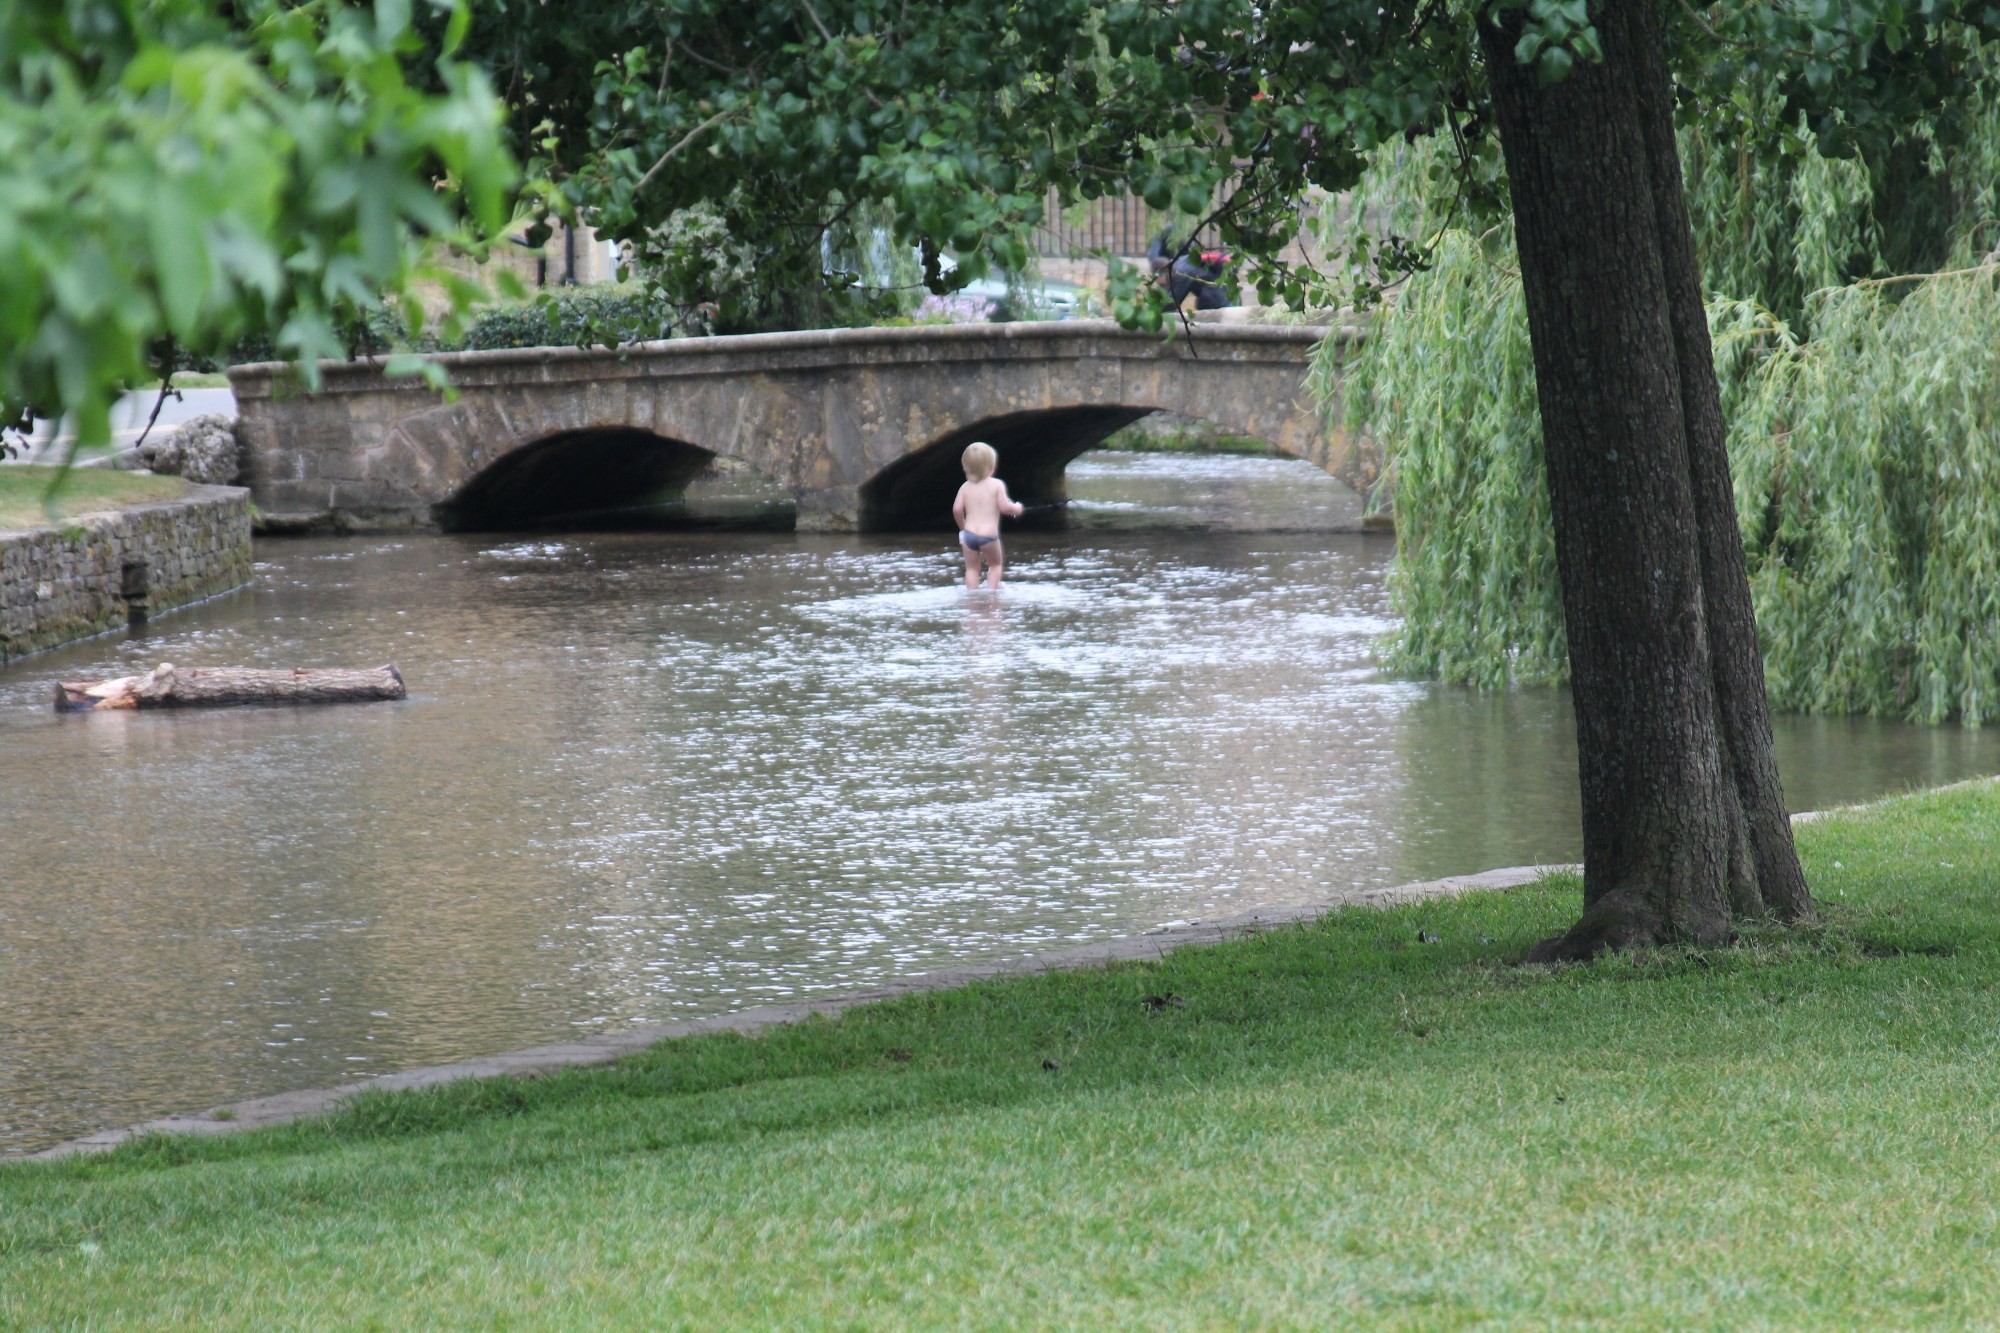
961,441,997,481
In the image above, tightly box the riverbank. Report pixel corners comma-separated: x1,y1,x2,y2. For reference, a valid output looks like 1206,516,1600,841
7,781,1998,1324
0,466,190,531
28,864,1556,1157
0,471,252,663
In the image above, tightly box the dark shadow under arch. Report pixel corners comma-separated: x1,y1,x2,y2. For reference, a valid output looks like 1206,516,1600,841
860,407,1156,531
437,429,792,532
857,405,1357,532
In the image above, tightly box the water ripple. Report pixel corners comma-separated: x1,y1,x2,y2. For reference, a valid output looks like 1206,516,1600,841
4,454,1998,1154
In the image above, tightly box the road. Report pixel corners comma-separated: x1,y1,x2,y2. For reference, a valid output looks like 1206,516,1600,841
9,387,238,463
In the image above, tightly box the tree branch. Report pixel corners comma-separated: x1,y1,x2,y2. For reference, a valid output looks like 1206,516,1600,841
634,109,734,195
679,44,747,77
131,375,180,455
1832,260,2000,291
1672,0,1856,63
799,0,836,45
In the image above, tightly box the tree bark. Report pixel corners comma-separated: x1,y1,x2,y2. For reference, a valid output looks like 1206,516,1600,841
1477,0,1812,959
1615,0,1815,924
55,663,406,712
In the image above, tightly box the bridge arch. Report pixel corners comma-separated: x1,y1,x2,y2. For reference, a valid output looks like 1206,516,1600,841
438,429,788,532
861,407,1151,529
860,402,1367,530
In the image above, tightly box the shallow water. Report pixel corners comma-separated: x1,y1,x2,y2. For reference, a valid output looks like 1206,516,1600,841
3,452,1996,1154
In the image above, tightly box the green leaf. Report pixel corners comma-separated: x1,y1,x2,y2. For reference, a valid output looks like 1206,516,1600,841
442,1,471,57
383,352,434,380
377,0,412,45
148,188,212,338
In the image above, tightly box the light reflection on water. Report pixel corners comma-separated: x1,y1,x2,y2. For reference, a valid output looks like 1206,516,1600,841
2,451,1997,1154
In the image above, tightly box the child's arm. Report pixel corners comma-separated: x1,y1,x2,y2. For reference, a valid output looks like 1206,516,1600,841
998,481,1025,518
951,484,968,528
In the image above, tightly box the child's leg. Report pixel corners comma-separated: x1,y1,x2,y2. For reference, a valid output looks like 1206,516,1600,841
984,542,1005,589
962,541,982,590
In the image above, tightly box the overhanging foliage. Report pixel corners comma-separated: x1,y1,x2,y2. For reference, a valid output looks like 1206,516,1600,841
1345,235,2000,723
0,0,516,445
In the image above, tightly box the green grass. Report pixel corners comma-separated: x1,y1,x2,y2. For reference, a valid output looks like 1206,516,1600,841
134,373,234,390
0,466,190,532
7,783,2000,1326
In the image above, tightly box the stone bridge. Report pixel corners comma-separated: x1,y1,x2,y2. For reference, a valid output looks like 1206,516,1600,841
231,320,1369,532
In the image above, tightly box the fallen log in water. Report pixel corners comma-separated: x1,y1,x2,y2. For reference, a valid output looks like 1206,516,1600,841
55,663,406,712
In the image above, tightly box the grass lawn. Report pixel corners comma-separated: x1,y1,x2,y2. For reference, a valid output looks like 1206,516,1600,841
0,466,190,532
134,373,234,390
5,783,2000,1326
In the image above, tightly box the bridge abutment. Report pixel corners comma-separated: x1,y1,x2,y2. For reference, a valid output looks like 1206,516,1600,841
794,487,865,532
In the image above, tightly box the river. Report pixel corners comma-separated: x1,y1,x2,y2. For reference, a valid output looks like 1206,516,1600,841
4,450,1996,1155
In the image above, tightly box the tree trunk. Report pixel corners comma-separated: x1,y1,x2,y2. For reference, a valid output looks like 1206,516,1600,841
1477,0,1812,959
55,663,406,712
1616,0,1815,924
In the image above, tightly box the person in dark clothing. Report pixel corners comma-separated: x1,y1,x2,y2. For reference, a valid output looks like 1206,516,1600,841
1146,228,1234,309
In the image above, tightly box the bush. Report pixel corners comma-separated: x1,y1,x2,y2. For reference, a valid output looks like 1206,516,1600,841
453,288,683,351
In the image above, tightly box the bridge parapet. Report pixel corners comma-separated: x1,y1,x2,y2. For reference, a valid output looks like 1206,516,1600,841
231,319,1370,532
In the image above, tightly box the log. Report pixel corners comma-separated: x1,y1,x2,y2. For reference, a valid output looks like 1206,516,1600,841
55,663,406,712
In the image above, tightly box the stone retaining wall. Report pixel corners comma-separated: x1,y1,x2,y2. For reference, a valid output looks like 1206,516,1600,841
0,486,253,665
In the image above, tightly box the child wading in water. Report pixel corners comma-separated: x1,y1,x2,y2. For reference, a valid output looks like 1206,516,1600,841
952,441,1024,590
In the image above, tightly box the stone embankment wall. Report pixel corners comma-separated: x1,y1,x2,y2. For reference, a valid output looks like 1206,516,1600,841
0,486,253,665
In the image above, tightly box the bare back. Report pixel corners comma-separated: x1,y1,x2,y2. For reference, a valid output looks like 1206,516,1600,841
953,476,1013,537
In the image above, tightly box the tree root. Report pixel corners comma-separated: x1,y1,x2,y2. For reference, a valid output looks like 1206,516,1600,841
1524,889,1672,964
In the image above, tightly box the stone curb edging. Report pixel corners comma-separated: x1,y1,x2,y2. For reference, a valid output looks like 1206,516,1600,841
23,863,1567,1161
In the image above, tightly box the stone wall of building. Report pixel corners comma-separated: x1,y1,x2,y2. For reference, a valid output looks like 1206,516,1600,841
0,486,253,665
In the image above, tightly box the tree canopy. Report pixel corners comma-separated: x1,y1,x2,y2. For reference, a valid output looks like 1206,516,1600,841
458,1,2000,330
0,0,515,445
1339,20,2000,723
11,1,1997,429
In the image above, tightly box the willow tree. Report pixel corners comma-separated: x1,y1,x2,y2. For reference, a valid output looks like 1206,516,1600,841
447,0,1998,958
